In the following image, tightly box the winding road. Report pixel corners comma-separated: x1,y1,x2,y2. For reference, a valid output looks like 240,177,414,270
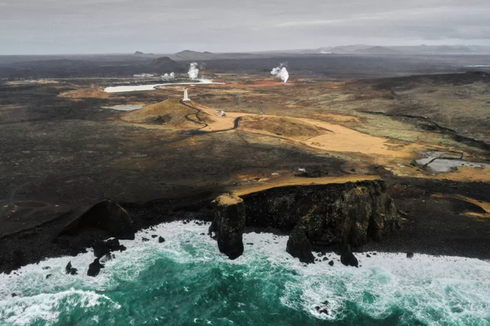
180,100,243,135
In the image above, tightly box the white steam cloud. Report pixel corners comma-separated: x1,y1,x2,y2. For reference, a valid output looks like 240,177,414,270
161,72,175,81
188,62,199,80
271,63,289,83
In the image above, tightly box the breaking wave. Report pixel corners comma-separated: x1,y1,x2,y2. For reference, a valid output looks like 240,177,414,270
1,221,489,325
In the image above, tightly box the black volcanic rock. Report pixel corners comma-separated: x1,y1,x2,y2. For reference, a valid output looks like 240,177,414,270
286,226,315,264
12,250,26,270
65,261,72,273
65,261,78,275
61,200,135,240
87,258,104,277
209,194,245,260
242,180,400,249
340,245,359,267
93,239,126,258
208,180,400,263
315,300,330,315
93,241,110,258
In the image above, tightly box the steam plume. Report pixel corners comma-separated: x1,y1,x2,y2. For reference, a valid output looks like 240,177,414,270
271,63,289,83
188,62,199,80
161,72,175,81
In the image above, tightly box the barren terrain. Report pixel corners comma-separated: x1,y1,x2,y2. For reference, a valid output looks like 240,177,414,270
1,54,490,272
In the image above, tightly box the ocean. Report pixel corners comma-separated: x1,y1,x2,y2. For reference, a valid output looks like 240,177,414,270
1,221,489,326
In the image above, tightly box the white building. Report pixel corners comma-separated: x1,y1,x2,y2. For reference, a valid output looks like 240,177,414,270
183,88,191,102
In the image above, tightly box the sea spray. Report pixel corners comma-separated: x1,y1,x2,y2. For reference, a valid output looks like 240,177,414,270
1,221,489,325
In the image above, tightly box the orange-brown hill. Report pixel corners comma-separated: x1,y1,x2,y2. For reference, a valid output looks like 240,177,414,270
241,115,327,140
121,99,214,128
59,88,110,99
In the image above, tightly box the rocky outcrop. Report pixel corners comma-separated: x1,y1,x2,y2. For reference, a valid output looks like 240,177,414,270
87,258,104,277
93,238,126,259
315,300,331,315
65,261,78,275
61,200,135,240
340,245,359,267
243,180,399,248
286,226,315,263
209,194,246,260
211,180,400,262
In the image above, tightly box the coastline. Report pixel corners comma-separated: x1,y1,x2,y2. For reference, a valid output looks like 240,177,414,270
1,175,490,275
2,220,489,325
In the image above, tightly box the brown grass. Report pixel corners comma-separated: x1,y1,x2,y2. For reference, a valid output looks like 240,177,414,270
59,88,110,99
122,98,213,129
432,193,490,219
241,116,326,139
233,175,380,196
196,110,215,124
212,193,243,206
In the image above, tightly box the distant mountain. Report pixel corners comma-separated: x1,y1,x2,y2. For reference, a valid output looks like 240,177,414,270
428,46,473,54
467,46,490,53
175,50,215,60
149,56,185,72
355,46,398,54
134,51,156,56
327,45,371,53
176,50,213,55
308,45,484,55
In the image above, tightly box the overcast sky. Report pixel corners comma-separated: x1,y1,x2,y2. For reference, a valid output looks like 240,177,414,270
1,0,490,54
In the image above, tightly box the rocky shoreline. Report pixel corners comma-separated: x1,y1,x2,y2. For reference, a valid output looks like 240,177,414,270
0,179,399,274
1,177,489,275
209,180,400,264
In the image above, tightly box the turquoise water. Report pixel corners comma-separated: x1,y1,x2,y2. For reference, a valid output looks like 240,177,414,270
1,221,490,326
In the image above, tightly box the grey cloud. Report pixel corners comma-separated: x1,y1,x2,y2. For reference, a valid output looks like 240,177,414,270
1,0,490,54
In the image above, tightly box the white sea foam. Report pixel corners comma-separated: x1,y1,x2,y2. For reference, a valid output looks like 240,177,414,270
0,289,116,325
239,231,490,324
1,221,490,325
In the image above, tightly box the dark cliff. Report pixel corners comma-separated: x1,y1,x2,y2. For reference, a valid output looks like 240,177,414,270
210,180,400,262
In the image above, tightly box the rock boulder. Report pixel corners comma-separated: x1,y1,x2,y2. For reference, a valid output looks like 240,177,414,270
286,226,315,264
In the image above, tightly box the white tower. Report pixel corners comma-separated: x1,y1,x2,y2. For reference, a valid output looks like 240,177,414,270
183,88,191,102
